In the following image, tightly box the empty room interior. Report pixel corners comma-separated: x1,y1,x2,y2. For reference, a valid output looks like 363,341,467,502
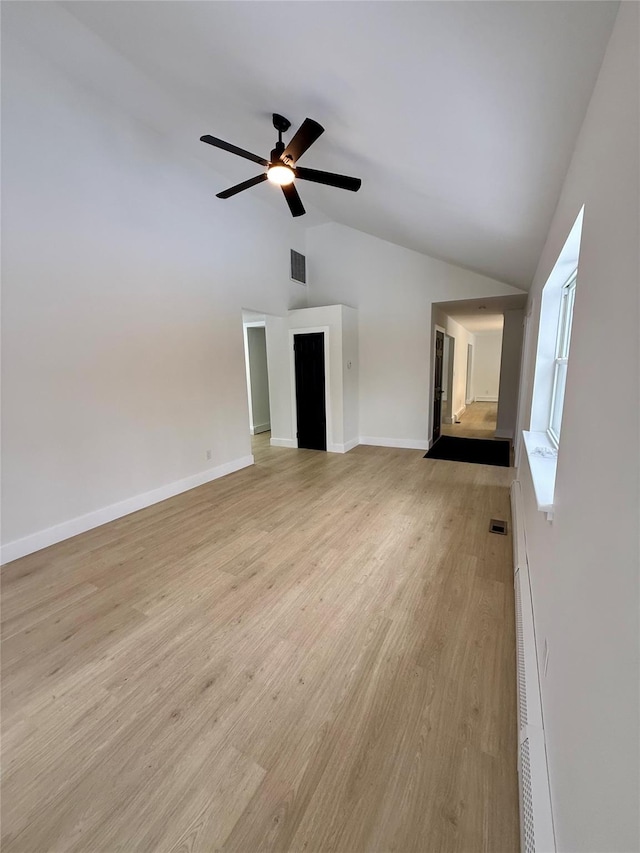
1,2,638,852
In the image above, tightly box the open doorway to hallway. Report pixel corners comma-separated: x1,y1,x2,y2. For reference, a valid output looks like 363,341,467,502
443,326,503,440
430,294,527,458
242,310,272,452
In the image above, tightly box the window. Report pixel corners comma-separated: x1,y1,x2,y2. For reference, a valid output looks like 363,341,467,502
548,271,577,445
524,205,583,518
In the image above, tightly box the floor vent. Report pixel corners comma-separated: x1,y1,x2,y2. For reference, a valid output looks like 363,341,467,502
490,518,508,534
510,480,556,853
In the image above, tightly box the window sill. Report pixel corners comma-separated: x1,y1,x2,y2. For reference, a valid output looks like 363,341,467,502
522,431,557,521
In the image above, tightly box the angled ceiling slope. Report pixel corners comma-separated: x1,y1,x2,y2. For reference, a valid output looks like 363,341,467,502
55,1,619,289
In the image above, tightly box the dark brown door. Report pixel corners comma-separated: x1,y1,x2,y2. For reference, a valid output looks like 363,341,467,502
294,332,327,451
433,330,444,443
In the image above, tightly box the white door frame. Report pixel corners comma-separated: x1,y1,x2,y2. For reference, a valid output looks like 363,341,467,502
465,342,474,405
288,326,332,451
243,320,266,434
429,324,447,445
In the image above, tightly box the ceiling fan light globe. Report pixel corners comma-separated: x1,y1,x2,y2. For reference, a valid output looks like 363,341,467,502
267,165,295,186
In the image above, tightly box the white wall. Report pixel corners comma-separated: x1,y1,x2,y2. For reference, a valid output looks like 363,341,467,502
0,6,307,561
516,4,639,850
246,326,271,434
495,309,524,438
306,222,522,448
471,332,503,401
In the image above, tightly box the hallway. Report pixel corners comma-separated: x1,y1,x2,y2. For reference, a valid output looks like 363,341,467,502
442,401,498,441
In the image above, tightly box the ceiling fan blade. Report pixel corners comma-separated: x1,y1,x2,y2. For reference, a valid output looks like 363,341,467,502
281,118,324,165
281,183,305,217
216,173,267,199
295,167,361,192
201,134,269,167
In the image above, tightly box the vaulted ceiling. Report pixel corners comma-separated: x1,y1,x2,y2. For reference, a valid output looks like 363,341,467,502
59,1,618,289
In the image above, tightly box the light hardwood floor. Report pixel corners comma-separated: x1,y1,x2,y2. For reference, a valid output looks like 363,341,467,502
1,435,519,852
442,402,499,440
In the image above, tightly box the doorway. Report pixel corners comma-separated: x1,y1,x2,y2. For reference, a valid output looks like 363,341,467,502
242,312,273,461
244,325,271,435
294,332,327,451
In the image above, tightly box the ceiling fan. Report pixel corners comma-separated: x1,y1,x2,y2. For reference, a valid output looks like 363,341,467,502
200,114,362,217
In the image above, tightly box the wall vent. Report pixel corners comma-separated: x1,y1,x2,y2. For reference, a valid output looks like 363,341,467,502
511,480,556,853
515,572,528,727
520,738,536,853
290,250,306,284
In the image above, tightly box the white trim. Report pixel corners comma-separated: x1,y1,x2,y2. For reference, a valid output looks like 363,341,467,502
242,323,255,432
251,422,270,435
270,437,297,448
465,342,474,405
359,436,429,451
475,395,499,402
522,430,557,521
454,404,466,422
269,436,358,454
0,455,255,566
289,326,332,451
431,324,447,443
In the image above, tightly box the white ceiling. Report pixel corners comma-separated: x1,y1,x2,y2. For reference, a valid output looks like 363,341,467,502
436,293,527,334
57,1,618,289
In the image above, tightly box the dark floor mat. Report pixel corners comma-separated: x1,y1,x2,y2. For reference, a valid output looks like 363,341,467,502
424,435,511,467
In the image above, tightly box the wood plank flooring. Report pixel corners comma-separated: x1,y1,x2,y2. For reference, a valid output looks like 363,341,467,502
1,435,519,852
442,402,498,440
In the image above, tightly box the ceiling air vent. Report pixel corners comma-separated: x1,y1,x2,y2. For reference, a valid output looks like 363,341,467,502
290,250,306,285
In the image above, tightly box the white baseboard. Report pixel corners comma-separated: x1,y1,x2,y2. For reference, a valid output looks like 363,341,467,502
454,404,466,421
327,437,360,454
270,437,297,448
0,455,254,566
495,428,513,440
475,395,498,402
359,436,429,451
443,416,455,425
251,422,270,435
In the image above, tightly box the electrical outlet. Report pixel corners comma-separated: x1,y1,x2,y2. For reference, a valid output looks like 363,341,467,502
206,449,212,461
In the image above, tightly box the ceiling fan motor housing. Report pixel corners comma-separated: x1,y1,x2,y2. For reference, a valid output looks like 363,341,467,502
272,113,291,134
271,142,286,164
